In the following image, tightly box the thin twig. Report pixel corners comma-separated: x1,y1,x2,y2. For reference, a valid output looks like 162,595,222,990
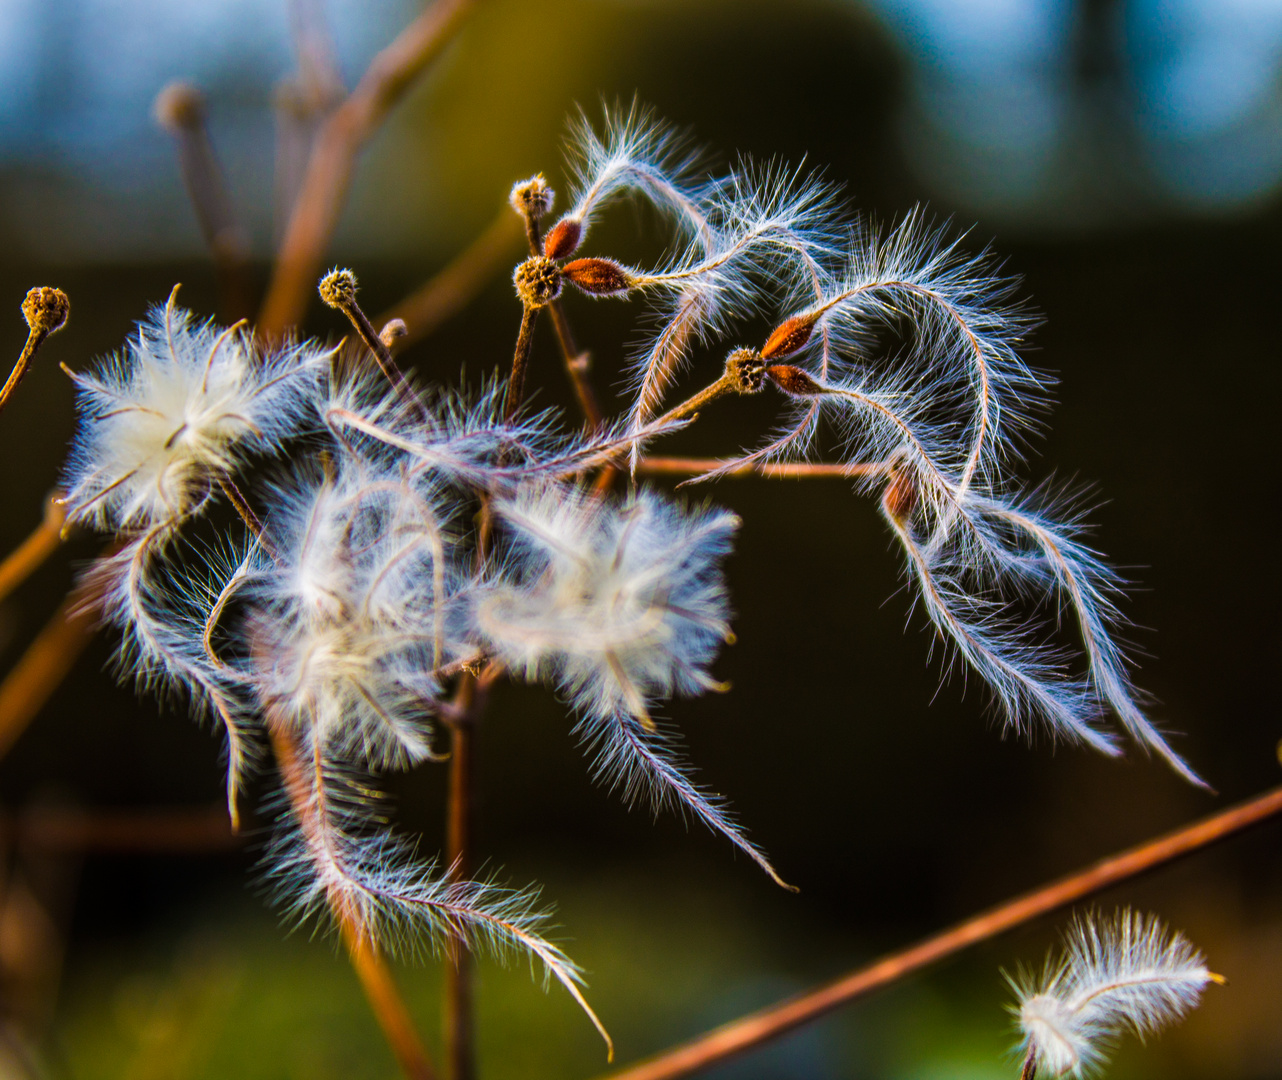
0,495,66,606
505,306,539,421
637,458,885,480
379,211,524,349
258,0,475,337
0,805,239,853
0,289,70,419
0,591,98,763
270,726,438,1080
596,783,1282,1080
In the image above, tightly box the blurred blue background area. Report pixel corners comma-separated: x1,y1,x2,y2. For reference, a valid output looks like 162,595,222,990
0,0,1280,260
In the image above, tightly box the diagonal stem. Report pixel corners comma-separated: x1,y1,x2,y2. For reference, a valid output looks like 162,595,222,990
596,783,1282,1080
0,495,66,606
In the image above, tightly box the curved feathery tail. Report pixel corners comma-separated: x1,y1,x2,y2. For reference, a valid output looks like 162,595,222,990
977,498,1205,787
576,706,793,891
85,529,255,827
266,717,612,1057
881,495,1119,758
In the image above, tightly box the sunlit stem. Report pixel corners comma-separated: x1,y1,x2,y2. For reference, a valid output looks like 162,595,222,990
0,494,66,606
505,305,540,421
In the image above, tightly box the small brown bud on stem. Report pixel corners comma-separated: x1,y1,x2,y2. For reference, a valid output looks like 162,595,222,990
766,364,824,396
1,287,70,418
882,462,919,525
542,217,583,260
561,258,634,297
513,256,563,310
378,318,408,349
761,313,819,360
511,174,555,254
318,270,419,406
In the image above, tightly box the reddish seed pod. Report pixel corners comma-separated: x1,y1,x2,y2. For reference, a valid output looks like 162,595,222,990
883,466,918,524
766,364,823,396
760,314,817,360
562,258,634,296
542,218,583,260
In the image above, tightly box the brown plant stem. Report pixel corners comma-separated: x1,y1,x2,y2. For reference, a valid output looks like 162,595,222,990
1,289,70,419
652,372,736,429
636,458,886,481
505,306,539,421
597,783,1282,1080
1020,1049,1038,1080
0,495,66,606
379,212,525,350
0,805,239,853
258,0,475,337
269,725,437,1080
0,592,98,763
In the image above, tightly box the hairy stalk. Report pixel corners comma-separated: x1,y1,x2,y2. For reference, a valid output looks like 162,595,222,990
270,725,438,1080
319,269,423,409
259,0,475,336
651,372,737,429
380,211,524,349
1,288,70,418
0,495,66,606
596,784,1282,1080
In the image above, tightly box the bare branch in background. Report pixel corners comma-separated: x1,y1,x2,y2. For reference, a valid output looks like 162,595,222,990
0,495,65,607
258,0,476,338
154,83,253,321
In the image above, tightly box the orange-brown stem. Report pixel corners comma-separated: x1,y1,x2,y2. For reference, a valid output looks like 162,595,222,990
259,0,475,337
0,590,99,764
444,682,477,1080
596,783,1282,1080
506,305,540,421
637,458,886,480
0,805,238,853
269,726,437,1080
0,495,66,606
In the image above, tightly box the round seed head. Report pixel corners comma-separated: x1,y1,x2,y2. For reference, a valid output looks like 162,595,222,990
513,256,563,310
319,268,358,310
510,174,555,221
22,287,70,336
724,348,766,394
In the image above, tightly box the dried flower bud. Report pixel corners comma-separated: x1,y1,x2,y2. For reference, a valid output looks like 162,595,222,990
319,268,359,310
22,287,70,336
153,81,206,131
542,218,583,260
760,314,818,360
379,318,408,348
514,256,563,310
510,174,554,222
766,364,823,396
562,258,634,297
882,464,918,524
724,348,766,394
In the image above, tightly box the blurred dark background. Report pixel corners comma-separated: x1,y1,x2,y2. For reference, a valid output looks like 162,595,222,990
0,0,1278,1077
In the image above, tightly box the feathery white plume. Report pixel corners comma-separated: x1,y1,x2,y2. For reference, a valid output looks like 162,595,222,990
1010,908,1219,1077
62,287,325,531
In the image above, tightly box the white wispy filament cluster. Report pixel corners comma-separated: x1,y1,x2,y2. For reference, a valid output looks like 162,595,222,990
58,104,1207,1052
1011,909,1218,1077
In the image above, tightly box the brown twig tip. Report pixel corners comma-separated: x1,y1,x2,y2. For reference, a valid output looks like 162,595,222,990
725,348,767,394
22,287,70,337
882,461,918,524
320,267,359,309
767,364,822,397
760,314,818,361
153,80,206,131
379,318,408,348
510,174,554,222
514,256,562,310
562,258,634,297
542,217,583,260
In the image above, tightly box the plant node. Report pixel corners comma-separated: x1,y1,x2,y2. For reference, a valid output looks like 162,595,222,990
514,257,562,310
724,348,766,394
